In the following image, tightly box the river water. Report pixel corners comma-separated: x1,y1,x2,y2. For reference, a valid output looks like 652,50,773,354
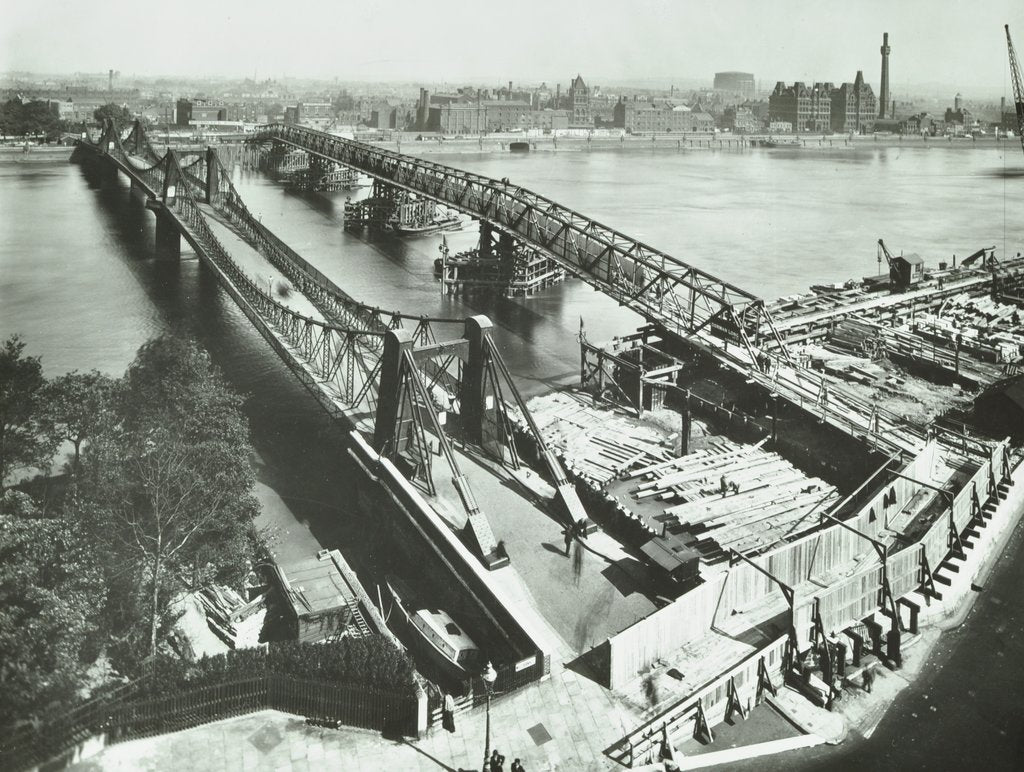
2,142,1023,766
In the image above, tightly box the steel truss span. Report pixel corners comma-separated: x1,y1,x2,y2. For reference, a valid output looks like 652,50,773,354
251,124,789,359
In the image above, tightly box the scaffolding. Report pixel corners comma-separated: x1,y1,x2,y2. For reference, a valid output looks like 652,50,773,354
343,179,458,234
285,162,365,192
437,221,566,298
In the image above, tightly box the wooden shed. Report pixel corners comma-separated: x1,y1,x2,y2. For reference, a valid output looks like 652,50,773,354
273,550,372,643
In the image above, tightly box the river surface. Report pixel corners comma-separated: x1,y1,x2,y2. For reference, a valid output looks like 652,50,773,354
2,142,1024,766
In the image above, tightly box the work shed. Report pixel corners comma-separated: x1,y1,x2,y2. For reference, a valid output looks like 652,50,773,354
273,550,373,643
890,252,924,290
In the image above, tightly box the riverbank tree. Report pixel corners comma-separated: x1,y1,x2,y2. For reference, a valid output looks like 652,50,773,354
38,370,117,474
1,334,261,704
0,336,55,498
0,515,108,728
0,99,62,139
79,336,259,664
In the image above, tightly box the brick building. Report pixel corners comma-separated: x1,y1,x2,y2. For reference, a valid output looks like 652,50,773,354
568,74,592,128
830,71,877,133
519,109,570,131
722,105,762,133
176,98,231,126
614,99,715,133
768,82,832,132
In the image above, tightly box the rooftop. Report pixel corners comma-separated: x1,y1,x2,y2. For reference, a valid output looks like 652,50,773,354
275,551,358,618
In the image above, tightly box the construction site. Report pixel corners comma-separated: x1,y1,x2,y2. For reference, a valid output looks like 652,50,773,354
234,108,1024,764
515,227,1024,763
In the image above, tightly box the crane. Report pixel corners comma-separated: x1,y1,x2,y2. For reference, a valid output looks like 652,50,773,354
1005,24,1024,156
878,239,924,292
958,245,997,270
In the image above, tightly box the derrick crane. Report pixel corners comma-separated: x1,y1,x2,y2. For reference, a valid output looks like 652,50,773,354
877,238,896,270
1005,24,1024,156
959,245,997,270
878,239,923,292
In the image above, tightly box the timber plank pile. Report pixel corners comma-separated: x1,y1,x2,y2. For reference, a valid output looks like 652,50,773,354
527,391,676,485
197,585,266,648
915,294,1024,364
626,440,839,564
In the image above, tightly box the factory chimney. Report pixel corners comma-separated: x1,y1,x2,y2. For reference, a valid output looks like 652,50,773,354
108,69,113,93
508,80,513,101
878,32,891,118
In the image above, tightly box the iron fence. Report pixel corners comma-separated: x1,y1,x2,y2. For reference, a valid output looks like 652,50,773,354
0,675,417,772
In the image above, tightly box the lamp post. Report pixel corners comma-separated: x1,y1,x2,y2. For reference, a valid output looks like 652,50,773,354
481,660,497,772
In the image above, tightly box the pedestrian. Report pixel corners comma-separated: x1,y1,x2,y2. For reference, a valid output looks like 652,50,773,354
863,667,874,693
720,475,728,498
489,749,506,772
511,760,525,772
563,527,573,557
442,692,455,733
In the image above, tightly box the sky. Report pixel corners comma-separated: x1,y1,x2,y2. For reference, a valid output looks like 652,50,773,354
4,0,1024,95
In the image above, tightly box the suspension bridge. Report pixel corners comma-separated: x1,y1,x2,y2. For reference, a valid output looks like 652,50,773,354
73,118,589,570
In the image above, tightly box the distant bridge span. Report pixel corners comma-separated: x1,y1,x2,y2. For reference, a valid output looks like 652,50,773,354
251,125,959,458
252,124,790,362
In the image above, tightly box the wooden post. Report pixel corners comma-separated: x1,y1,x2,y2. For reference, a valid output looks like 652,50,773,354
680,391,691,457
771,395,779,445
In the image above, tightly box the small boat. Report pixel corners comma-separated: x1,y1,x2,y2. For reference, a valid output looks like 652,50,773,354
390,214,462,236
759,138,802,148
383,576,479,676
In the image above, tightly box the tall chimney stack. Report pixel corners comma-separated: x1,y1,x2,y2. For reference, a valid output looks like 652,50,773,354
508,80,513,101
879,32,891,119
108,69,113,93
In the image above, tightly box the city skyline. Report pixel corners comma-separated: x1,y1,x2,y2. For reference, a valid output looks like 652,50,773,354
4,1,1024,95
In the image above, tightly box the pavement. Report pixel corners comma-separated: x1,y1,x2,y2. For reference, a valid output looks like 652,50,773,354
70,659,643,772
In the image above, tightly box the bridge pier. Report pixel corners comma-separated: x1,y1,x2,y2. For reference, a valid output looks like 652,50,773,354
439,220,565,298
154,208,181,258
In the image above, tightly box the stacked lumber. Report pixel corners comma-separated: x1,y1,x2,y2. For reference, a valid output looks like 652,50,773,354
525,391,675,485
627,441,839,564
911,293,1024,364
197,585,259,648
827,319,880,357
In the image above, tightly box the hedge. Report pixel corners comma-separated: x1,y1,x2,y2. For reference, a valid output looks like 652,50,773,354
135,636,416,699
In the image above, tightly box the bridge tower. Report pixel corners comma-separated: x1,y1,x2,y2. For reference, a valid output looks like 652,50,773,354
151,149,181,257
373,326,508,569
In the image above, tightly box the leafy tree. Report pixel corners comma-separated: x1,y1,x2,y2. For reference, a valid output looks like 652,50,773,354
38,370,117,474
0,336,54,497
81,336,258,659
93,103,133,131
0,99,62,139
0,515,108,728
